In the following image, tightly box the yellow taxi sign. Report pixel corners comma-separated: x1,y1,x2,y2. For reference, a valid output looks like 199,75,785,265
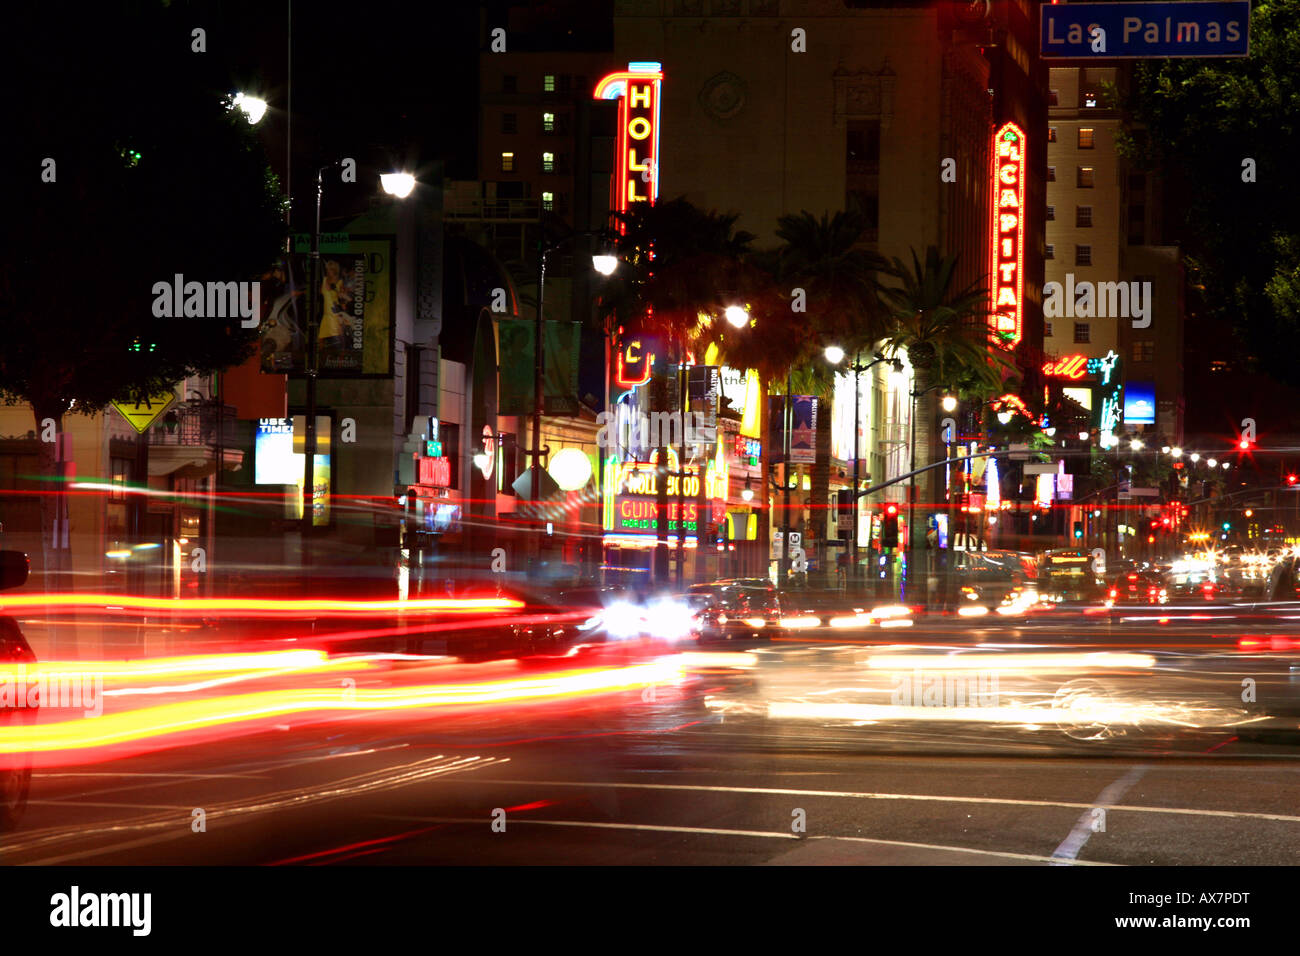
112,389,178,434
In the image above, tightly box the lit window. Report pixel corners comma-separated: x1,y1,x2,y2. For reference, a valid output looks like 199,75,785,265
542,191,554,211
1048,89,1059,105
1078,128,1095,149
501,152,514,172
1075,244,1092,266
1047,127,1057,143
1077,167,1095,188
543,74,556,92
1074,323,1090,344
1045,244,1054,260
1084,92,1098,107
542,152,555,173
1076,206,1093,227
543,112,555,132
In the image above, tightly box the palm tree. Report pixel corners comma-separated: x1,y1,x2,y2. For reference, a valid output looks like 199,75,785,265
772,210,895,586
594,198,765,585
879,246,1019,600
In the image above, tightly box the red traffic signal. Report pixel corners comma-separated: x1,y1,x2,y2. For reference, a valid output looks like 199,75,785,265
1239,438,1252,451
884,503,900,518
1288,474,1298,485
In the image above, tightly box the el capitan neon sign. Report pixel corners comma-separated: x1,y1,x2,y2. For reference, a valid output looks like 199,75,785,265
990,122,1025,347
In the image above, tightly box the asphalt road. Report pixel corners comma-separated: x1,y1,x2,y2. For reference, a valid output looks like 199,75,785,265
5,618,1300,866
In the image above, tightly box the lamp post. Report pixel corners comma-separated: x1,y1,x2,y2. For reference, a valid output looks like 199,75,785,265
527,230,617,568
824,348,897,592
301,167,416,571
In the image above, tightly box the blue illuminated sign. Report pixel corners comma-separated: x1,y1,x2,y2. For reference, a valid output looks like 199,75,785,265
1041,2,1250,60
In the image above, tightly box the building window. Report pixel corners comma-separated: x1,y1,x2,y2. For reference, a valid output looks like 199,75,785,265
500,152,514,172
542,151,555,173
501,112,517,134
1074,323,1091,344
1077,167,1095,188
1048,126,1057,143
542,111,555,132
1078,128,1095,148
1045,244,1054,260
1076,206,1093,227
502,75,517,93
543,74,556,92
1047,166,1056,182
1084,91,1099,107
1048,89,1059,105
541,191,554,212
1045,322,1054,338
1133,341,1155,363
1076,244,1092,266
1046,205,1055,222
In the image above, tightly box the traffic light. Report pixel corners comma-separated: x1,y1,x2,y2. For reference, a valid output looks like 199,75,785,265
837,491,854,533
1073,521,1084,539
1222,521,1232,531
1288,474,1298,486
1239,438,1252,451
881,503,900,548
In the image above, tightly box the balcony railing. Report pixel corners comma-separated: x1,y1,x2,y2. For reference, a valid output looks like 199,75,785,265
149,403,239,446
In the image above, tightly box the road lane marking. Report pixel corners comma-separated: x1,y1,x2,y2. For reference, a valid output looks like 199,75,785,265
1050,766,1146,864
449,778,1300,824
374,815,1114,865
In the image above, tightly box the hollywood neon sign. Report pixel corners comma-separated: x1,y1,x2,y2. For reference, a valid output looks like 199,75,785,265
990,122,1025,347
594,61,662,225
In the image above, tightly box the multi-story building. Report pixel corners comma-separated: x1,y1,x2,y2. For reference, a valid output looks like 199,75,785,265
1043,64,1183,444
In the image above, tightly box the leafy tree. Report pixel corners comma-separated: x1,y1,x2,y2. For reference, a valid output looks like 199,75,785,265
879,247,1016,595
1120,0,1300,385
2,4,285,570
771,209,895,585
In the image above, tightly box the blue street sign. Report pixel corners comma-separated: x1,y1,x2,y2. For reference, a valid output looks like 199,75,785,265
1041,1,1250,60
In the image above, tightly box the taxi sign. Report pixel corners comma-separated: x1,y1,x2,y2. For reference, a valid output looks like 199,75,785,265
112,389,178,434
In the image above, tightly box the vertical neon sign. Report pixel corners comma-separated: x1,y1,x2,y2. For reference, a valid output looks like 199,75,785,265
990,122,1025,347
593,62,662,228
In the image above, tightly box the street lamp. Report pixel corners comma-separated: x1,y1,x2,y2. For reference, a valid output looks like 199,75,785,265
824,345,845,366
941,395,958,413
1170,446,1184,458
380,173,416,199
592,254,619,276
302,165,417,557
230,92,267,125
724,304,750,328
1130,437,1144,451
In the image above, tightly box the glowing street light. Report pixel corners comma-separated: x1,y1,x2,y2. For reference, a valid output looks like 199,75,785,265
1190,452,1200,463
941,395,958,413
592,254,619,276
1170,447,1183,458
824,345,846,365
1207,458,1218,468
380,172,417,198
724,305,750,328
230,92,267,124
1130,437,1144,451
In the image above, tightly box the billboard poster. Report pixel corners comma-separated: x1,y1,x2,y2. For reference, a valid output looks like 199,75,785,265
790,396,818,464
498,319,582,415
257,236,395,378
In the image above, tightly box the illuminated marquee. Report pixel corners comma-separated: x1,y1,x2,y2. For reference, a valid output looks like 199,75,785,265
417,454,451,488
594,61,662,226
989,122,1026,347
